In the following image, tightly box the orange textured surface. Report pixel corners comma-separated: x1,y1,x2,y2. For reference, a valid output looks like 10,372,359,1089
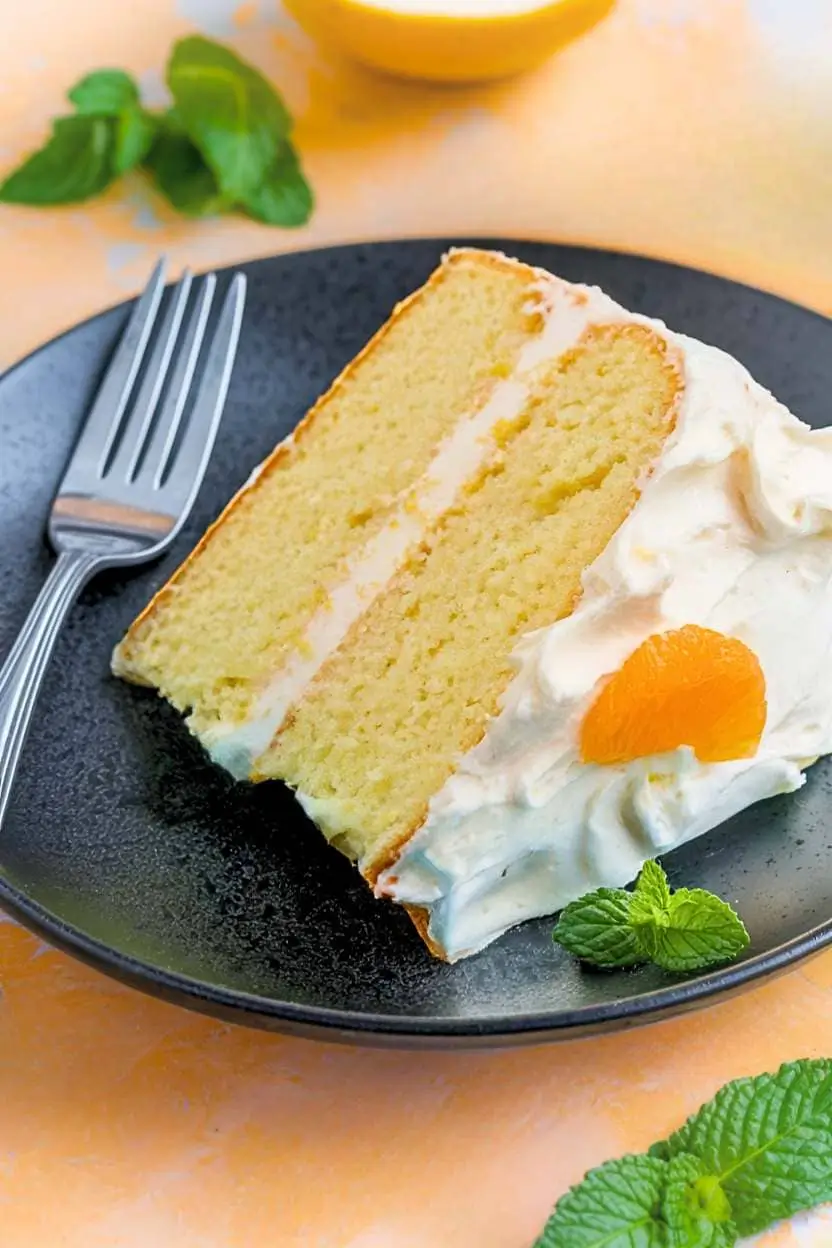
580,625,767,765
2,1,832,1245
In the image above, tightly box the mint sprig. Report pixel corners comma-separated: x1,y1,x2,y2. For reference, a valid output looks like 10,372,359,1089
552,861,749,974
536,1060,832,1248
0,37,312,228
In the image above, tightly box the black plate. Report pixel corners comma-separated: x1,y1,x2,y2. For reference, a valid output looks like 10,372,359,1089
3,239,832,1048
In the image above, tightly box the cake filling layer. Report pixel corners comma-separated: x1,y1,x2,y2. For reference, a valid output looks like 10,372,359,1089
379,320,832,959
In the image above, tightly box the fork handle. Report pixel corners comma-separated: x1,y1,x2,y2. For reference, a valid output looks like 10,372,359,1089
0,550,103,828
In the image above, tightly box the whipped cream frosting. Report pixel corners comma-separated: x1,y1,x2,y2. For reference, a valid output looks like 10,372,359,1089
377,290,832,960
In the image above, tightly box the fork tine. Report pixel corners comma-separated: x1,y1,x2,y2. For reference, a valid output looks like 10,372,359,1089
158,274,246,506
106,270,194,483
136,273,217,491
66,258,167,482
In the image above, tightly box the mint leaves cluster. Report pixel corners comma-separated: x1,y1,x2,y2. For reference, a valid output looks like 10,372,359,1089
0,36,312,227
553,861,749,973
535,1059,832,1246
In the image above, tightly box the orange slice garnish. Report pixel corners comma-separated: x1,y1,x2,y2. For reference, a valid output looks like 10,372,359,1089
579,624,766,766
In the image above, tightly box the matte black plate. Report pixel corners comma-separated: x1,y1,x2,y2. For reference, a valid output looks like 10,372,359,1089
3,239,832,1048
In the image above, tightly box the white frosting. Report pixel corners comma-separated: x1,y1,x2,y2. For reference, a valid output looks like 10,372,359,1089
377,300,832,960
206,270,609,776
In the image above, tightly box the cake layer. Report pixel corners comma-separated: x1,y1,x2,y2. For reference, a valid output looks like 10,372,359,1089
113,250,540,739
257,322,682,872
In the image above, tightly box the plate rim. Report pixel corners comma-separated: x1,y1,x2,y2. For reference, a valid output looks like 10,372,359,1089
1,874,831,1042
3,235,832,1045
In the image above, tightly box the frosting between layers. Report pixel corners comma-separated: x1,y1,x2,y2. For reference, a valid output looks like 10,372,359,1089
377,298,832,960
205,268,609,777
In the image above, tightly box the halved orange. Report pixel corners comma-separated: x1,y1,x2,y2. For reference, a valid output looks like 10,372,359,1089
579,624,766,767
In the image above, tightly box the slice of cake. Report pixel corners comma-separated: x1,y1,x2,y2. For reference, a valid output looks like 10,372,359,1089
114,248,832,961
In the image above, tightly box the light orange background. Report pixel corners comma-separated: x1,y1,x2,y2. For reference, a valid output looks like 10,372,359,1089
2,1,832,1244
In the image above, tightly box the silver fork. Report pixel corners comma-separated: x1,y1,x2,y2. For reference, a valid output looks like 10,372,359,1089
0,259,246,827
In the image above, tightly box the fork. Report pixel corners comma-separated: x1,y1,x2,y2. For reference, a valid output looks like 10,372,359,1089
0,260,246,828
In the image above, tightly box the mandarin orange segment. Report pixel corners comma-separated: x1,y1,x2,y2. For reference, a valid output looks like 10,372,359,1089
579,624,766,766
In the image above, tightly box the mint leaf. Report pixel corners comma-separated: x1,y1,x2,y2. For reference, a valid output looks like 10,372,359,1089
535,1060,832,1248
662,1154,736,1248
552,862,748,974
167,35,291,200
144,123,226,217
656,1059,832,1235
0,115,116,205
631,860,672,916
242,140,313,227
68,68,139,114
552,888,642,968
0,38,313,226
114,108,157,175
535,1154,669,1247
639,889,749,973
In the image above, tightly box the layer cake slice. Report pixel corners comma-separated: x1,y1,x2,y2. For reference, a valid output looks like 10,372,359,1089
114,249,832,960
